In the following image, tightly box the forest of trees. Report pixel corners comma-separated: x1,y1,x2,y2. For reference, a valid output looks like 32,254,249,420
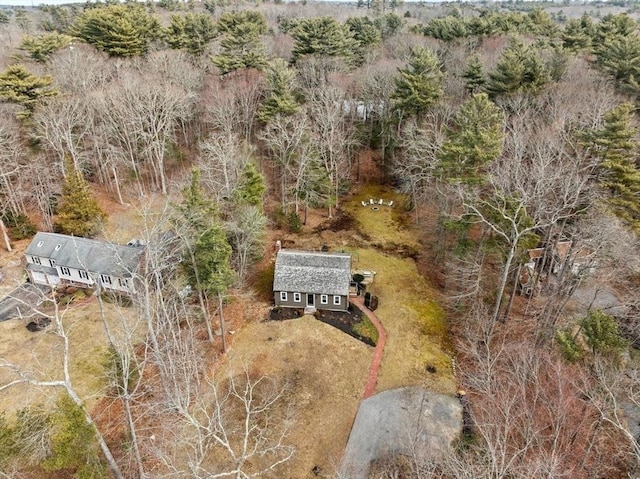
1,0,640,477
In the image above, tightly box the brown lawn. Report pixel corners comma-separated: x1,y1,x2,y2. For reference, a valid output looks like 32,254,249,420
222,315,371,478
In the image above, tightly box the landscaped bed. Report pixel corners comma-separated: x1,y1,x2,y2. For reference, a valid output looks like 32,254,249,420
268,304,378,346
315,303,378,347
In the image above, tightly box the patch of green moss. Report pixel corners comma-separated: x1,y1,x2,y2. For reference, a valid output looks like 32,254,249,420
353,316,379,345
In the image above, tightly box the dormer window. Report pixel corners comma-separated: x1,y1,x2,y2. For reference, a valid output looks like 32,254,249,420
37,241,44,247
54,244,62,251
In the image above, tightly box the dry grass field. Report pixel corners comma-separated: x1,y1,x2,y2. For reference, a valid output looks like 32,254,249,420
0,295,140,417
222,315,371,478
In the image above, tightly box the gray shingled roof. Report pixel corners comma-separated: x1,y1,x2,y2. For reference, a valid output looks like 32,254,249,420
25,232,143,278
273,250,351,296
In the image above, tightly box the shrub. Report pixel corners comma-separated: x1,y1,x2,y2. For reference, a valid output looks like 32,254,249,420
2,211,36,240
287,211,302,233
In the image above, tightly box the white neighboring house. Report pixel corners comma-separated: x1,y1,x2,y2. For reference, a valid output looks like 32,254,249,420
24,232,144,294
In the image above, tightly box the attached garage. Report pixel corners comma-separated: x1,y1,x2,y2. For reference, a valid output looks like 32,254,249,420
28,265,60,287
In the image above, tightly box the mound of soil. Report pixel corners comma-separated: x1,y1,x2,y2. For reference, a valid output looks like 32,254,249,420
314,211,357,233
315,305,375,347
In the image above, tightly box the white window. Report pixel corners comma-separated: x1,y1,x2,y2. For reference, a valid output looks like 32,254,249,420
320,295,328,304
60,266,70,276
48,259,56,267
280,292,287,301
333,295,341,305
101,274,112,285
31,256,41,265
118,278,129,288
293,292,301,302
78,270,89,280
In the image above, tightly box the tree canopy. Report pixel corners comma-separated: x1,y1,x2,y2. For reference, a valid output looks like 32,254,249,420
392,46,444,118
163,12,216,56
290,17,358,64
19,33,73,63
439,93,504,184
71,4,160,57
53,163,106,238
587,103,640,233
0,64,58,117
486,38,551,96
213,10,267,74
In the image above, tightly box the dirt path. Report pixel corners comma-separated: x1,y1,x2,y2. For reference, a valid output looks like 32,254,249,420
351,296,387,399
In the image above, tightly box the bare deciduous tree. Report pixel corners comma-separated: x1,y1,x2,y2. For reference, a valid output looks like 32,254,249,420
160,368,295,479
32,95,91,173
226,205,267,287
260,112,316,214
0,293,125,479
198,133,249,203
307,85,357,217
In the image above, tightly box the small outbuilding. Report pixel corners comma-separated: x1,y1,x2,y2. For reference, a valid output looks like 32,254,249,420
273,249,351,312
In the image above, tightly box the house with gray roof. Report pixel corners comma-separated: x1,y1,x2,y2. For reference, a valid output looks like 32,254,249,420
273,249,351,312
24,232,144,294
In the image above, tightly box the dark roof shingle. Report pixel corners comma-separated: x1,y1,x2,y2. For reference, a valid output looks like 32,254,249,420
273,250,351,296
25,232,143,278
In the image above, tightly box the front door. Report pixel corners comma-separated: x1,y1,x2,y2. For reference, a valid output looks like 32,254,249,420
307,294,314,307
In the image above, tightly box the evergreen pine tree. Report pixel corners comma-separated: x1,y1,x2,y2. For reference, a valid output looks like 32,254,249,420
562,14,594,53
0,64,58,118
233,162,266,207
175,170,234,348
438,93,504,184
525,8,558,37
346,16,381,65
213,10,267,74
19,33,73,63
290,17,358,64
163,13,216,56
462,54,485,93
580,309,628,357
257,59,300,123
392,46,444,118
71,4,160,57
593,13,636,49
589,103,640,233
596,35,640,89
54,163,106,238
42,395,105,477
486,38,550,97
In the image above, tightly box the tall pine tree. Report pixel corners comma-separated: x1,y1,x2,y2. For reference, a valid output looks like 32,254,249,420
257,59,300,123
71,4,160,57
462,54,485,93
175,170,234,349
392,46,444,118
290,17,358,64
163,13,216,56
588,103,640,233
54,162,106,238
485,39,550,97
0,64,57,118
213,10,267,74
438,93,504,184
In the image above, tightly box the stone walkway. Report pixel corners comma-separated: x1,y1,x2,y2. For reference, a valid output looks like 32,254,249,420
350,296,387,399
